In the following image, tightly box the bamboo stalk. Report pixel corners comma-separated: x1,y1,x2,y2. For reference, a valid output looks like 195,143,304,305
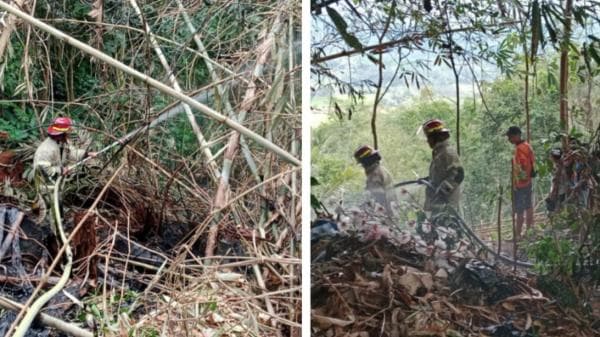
288,16,299,335
128,0,219,180
0,1,300,166
0,0,24,61
0,296,93,337
213,14,285,209
511,161,517,272
496,184,503,255
175,0,229,106
175,0,261,182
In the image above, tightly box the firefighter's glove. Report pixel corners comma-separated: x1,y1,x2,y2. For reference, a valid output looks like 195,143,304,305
435,179,455,196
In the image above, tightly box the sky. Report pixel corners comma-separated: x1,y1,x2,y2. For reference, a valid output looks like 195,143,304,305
310,0,600,127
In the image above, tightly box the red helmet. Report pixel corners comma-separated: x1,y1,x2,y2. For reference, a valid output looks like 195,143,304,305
47,117,73,136
422,119,450,137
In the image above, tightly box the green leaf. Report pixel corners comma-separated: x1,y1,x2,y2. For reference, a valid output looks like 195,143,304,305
311,177,321,186
588,44,600,65
311,194,322,210
542,5,557,44
581,43,592,74
588,35,600,43
367,53,382,66
547,71,557,88
572,6,587,27
333,102,344,120
326,7,363,51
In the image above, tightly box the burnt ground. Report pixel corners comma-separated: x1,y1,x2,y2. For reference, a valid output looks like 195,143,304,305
311,233,599,337
0,203,247,336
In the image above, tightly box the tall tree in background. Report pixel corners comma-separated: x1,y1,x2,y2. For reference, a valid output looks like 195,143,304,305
560,0,574,149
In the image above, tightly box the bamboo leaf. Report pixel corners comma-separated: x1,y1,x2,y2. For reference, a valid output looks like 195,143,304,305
530,0,543,60
326,7,363,51
588,34,600,43
572,6,586,27
542,4,558,44
367,53,381,66
588,44,600,65
333,102,344,120
547,70,557,88
581,43,592,73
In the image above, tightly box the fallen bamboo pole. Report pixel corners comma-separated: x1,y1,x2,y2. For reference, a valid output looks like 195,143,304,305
0,296,93,337
0,1,300,166
0,274,61,285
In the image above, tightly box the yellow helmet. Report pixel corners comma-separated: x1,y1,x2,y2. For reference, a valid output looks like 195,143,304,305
422,119,450,137
353,144,381,165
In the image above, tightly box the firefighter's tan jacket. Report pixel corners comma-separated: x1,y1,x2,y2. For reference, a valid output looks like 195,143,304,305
425,139,464,214
364,162,396,214
33,137,86,193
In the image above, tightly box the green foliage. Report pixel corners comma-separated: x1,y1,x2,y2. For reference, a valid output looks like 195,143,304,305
310,176,326,212
134,327,160,337
0,103,39,143
528,234,578,276
537,274,579,308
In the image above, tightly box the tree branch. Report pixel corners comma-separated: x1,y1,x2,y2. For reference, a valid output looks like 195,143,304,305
312,21,521,64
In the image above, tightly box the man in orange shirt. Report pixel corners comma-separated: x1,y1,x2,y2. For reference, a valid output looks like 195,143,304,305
506,126,536,240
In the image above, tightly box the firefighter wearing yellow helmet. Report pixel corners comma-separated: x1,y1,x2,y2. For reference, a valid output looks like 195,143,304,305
354,145,396,215
421,119,464,216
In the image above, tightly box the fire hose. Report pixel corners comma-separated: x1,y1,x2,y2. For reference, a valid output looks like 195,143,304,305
67,92,213,172
12,175,77,337
393,179,534,268
449,208,534,268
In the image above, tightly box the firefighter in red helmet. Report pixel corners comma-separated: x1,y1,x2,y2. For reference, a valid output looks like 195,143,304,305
33,117,97,233
421,119,464,216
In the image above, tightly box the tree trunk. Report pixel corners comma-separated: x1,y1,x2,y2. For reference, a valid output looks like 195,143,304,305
371,51,383,149
445,5,460,154
370,4,394,150
559,0,574,149
524,48,531,143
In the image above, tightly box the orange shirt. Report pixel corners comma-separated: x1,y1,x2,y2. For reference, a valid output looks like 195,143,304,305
512,141,535,189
